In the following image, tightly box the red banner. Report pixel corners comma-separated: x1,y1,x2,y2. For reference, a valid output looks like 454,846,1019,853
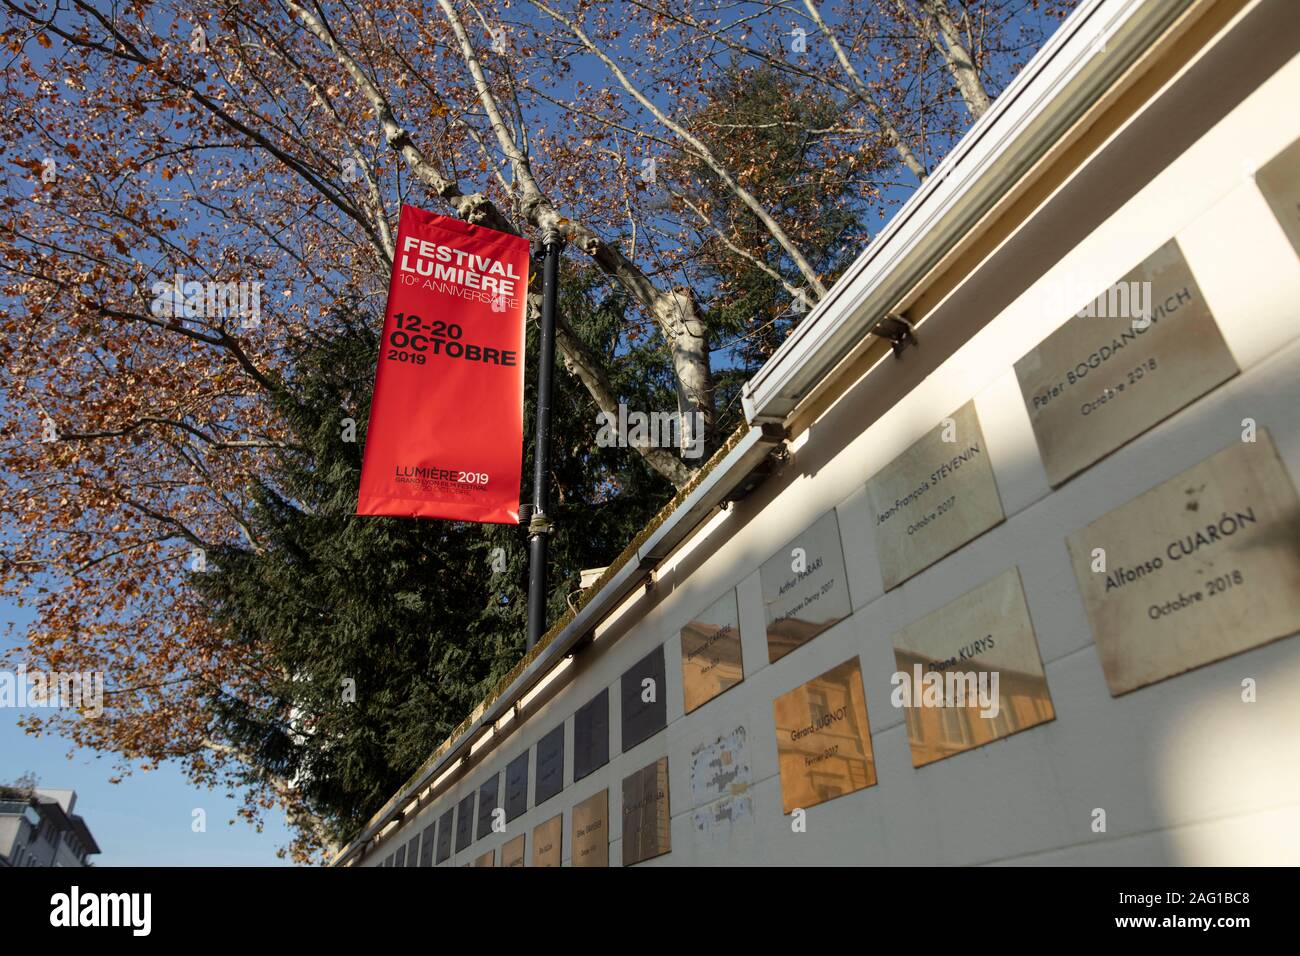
356,205,529,523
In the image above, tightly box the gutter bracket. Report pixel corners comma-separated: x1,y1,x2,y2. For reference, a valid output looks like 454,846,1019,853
871,314,917,358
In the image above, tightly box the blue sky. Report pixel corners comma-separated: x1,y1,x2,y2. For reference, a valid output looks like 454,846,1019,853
1,601,294,866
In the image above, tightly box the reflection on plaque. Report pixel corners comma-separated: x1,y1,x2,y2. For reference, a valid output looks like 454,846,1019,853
867,401,1005,589
622,757,671,866
1067,432,1300,696
500,833,525,868
680,590,744,713
572,789,609,868
394,844,407,867
532,814,562,868
689,727,753,843
474,849,494,868
454,792,475,852
892,568,1054,767
621,645,667,752
419,823,436,866
573,689,609,782
534,723,565,805
504,751,529,822
1015,240,1238,486
760,510,853,663
405,834,420,867
773,658,875,814
1257,138,1300,258
436,807,454,863
476,774,499,841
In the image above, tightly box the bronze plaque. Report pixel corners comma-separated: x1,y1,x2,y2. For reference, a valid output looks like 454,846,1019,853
1257,138,1300,257
572,689,609,782
534,723,565,806
622,757,671,866
476,773,499,841
1067,431,1300,696
499,833,525,868
436,807,454,863
419,823,436,867
680,590,744,714
620,645,667,752
473,849,495,868
454,792,475,852
1014,240,1238,486
760,510,853,663
891,568,1054,767
571,789,609,867
867,401,1005,589
532,814,563,868
772,658,876,814
504,750,529,822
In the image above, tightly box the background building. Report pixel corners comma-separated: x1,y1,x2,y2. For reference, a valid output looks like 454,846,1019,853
0,786,100,868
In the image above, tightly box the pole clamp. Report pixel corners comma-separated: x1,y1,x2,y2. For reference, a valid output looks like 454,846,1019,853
528,512,554,536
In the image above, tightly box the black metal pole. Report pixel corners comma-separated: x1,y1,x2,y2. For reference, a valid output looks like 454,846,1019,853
526,230,561,651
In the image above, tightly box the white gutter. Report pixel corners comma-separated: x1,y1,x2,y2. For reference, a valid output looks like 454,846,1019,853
741,0,1199,425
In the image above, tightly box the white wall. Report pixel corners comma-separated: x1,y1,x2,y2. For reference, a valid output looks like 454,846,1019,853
366,0,1300,868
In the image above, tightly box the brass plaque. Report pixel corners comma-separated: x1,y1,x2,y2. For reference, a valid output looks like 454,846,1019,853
1257,138,1300,257
621,757,671,866
891,568,1054,767
760,510,853,663
680,590,744,714
473,849,494,868
571,789,609,867
772,658,876,814
866,400,1005,589
1068,431,1300,696
532,814,562,868
1014,240,1238,486
499,834,525,868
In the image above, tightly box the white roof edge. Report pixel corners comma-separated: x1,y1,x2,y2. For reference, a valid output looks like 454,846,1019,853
742,0,1199,425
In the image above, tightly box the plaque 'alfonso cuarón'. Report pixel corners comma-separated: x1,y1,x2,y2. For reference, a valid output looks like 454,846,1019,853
772,658,876,814
1067,431,1300,696
1015,240,1238,486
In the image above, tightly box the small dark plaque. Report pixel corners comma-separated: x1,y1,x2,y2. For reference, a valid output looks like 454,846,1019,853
394,844,407,867
383,854,394,867
405,834,420,866
455,792,475,852
620,644,667,752
476,774,500,841
419,823,435,867
573,688,610,782
505,751,530,821
534,723,565,805
436,808,454,863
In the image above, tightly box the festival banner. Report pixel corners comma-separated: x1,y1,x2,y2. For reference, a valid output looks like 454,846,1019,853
356,205,529,523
